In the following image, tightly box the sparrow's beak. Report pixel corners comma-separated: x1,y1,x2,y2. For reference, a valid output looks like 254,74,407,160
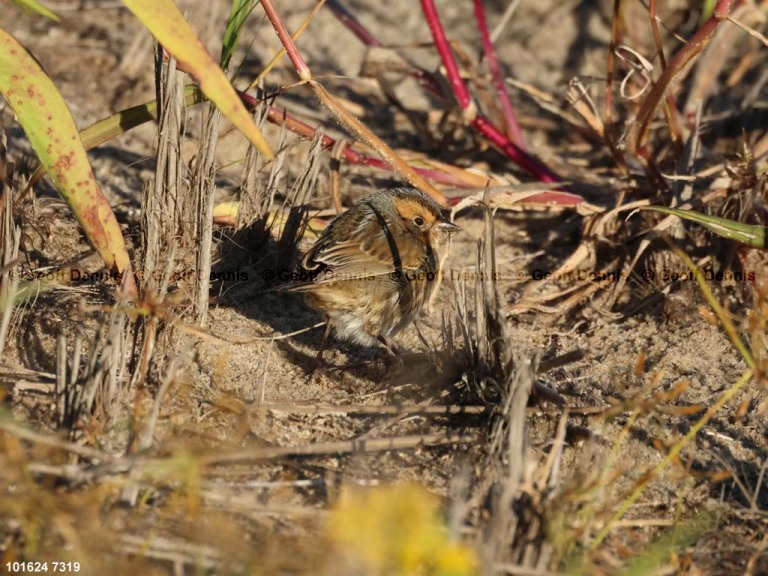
436,220,461,236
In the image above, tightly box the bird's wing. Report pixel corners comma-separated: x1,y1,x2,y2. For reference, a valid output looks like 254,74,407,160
305,235,399,283
303,215,431,280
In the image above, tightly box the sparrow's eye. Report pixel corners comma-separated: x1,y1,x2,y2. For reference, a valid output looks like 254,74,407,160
413,216,425,227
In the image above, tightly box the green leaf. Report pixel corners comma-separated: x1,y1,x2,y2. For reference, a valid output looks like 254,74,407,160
0,30,135,293
26,86,206,193
79,85,205,150
221,0,255,70
642,206,768,248
9,0,59,20
122,0,274,160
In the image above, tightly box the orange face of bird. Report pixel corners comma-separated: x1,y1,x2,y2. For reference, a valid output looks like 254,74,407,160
393,197,444,241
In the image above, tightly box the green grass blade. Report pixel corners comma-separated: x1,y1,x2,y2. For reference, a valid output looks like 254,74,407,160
9,0,59,20
221,0,255,70
80,86,205,150
642,205,768,248
619,514,712,576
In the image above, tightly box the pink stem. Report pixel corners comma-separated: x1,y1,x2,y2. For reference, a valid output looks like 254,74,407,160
419,0,473,111
236,90,473,187
260,0,311,80
419,0,560,184
471,116,558,183
324,1,449,99
324,0,559,183
472,0,526,149
325,0,382,47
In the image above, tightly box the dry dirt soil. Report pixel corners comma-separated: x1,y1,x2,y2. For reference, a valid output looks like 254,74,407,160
1,1,767,575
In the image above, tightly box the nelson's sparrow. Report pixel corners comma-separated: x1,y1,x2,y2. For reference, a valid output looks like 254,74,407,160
288,188,460,361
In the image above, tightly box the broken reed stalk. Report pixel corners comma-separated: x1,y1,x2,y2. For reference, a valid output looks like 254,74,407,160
0,164,20,355
191,102,222,326
276,133,324,270
132,49,186,394
464,192,539,567
143,47,186,298
236,103,273,226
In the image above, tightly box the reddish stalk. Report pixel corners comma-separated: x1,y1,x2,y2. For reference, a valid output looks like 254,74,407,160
632,0,735,151
324,0,445,96
323,0,560,183
259,0,447,204
259,0,570,196
472,0,526,149
470,116,556,183
325,0,382,47
260,0,312,81
239,91,472,187
648,0,683,152
419,0,560,184
419,0,474,114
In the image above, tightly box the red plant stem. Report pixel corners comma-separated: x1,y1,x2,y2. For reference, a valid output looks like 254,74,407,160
471,116,557,183
235,90,472,187
648,0,667,69
420,0,560,183
323,2,450,104
325,0,382,47
260,0,311,81
419,0,474,113
323,0,560,183
634,0,734,149
472,0,526,149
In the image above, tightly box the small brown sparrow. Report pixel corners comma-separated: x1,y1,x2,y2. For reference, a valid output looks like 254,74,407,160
289,188,460,362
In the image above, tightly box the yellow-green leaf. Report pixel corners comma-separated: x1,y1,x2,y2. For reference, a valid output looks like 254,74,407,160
0,30,135,293
122,0,274,160
642,206,767,248
9,0,59,20
79,85,205,151
26,86,206,193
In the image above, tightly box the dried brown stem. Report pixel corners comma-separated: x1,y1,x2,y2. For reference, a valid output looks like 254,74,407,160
648,0,683,151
